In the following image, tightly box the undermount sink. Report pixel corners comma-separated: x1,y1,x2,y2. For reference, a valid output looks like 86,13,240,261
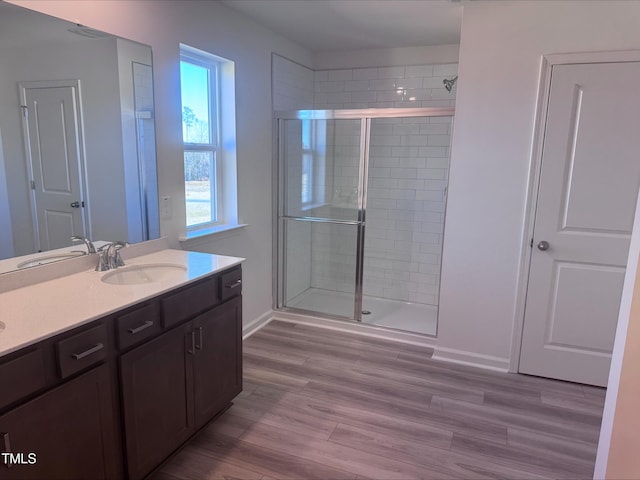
101,263,187,285
0,321,5,333
17,252,85,269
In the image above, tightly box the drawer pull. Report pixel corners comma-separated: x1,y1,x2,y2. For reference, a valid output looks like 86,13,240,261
225,279,242,289
1,432,12,469
127,320,154,335
71,343,104,360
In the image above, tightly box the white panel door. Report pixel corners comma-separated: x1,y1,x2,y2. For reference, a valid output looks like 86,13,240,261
519,62,640,387
21,82,87,251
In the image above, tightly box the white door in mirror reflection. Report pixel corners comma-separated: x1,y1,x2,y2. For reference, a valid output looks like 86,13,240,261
20,80,88,252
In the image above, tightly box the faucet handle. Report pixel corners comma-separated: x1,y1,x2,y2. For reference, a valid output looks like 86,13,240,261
95,241,127,271
95,249,110,271
112,242,127,267
106,241,127,269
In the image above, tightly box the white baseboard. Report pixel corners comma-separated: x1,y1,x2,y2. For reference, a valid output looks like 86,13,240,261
242,310,273,340
272,310,438,349
431,346,510,372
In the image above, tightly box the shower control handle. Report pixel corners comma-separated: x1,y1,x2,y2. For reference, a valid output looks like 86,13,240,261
537,240,550,251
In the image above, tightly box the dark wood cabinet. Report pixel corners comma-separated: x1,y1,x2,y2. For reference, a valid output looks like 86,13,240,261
120,322,195,480
0,265,242,480
0,364,120,479
193,296,242,428
121,292,242,479
120,267,242,479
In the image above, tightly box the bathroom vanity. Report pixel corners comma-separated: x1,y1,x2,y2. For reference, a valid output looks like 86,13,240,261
0,246,244,479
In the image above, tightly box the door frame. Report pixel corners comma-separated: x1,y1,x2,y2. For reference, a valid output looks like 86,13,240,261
510,50,640,373
19,79,91,251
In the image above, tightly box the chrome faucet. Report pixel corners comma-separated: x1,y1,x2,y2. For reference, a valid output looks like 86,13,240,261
70,235,96,254
95,241,127,271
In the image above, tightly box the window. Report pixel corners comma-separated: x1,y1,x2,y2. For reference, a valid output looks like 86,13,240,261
301,120,313,205
299,119,326,209
180,45,237,235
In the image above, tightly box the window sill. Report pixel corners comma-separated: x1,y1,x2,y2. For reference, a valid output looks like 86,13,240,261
179,223,248,245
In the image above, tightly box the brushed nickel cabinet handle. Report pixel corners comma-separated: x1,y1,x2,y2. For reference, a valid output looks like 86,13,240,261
72,342,104,360
1,432,12,468
1,432,11,452
188,331,196,355
127,320,154,335
196,326,204,350
226,279,242,289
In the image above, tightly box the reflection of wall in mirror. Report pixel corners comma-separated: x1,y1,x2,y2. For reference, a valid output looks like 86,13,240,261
0,35,125,256
0,30,154,259
132,61,160,241
116,38,157,244
0,128,15,259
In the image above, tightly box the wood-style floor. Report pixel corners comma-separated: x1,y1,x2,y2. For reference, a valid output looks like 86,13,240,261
151,320,606,480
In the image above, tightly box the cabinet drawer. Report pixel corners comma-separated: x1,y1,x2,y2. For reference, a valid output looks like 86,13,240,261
220,268,242,301
117,303,161,350
56,324,108,379
161,276,218,328
0,348,47,410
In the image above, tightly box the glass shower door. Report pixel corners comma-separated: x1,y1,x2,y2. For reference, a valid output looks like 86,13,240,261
360,115,453,335
278,116,364,320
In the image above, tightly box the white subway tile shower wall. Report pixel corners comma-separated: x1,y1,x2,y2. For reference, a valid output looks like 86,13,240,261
307,117,453,306
272,55,314,303
282,121,312,302
310,222,358,298
365,116,451,305
312,64,456,307
274,59,456,311
314,64,457,110
272,54,314,111
309,121,361,297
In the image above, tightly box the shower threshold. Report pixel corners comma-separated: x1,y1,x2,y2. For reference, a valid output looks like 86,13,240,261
286,288,437,336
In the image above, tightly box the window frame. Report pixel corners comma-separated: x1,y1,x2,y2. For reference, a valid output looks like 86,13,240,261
180,49,224,230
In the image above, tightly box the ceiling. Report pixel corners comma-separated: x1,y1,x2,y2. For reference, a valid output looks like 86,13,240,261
219,0,463,52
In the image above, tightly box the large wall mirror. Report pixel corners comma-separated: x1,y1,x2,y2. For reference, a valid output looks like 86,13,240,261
0,1,159,273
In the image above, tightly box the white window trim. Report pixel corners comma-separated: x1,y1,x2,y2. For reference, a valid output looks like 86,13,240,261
179,223,248,244
180,44,238,238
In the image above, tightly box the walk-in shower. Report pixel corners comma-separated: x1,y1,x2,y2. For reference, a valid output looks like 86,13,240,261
275,107,453,336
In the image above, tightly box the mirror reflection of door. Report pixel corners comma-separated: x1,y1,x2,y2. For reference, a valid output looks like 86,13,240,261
20,80,88,252
519,61,640,387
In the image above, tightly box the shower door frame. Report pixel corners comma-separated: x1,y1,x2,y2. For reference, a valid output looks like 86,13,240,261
274,107,455,325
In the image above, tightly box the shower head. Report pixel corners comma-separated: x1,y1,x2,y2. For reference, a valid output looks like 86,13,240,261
443,76,458,93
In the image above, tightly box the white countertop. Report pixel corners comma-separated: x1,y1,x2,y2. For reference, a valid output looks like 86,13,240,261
0,241,112,275
0,249,244,357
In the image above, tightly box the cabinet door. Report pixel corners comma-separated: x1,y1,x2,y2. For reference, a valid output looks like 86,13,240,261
193,296,242,428
0,364,120,480
120,323,195,480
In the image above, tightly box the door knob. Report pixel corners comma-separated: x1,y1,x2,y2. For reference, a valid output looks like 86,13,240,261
537,240,550,251
70,201,84,208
